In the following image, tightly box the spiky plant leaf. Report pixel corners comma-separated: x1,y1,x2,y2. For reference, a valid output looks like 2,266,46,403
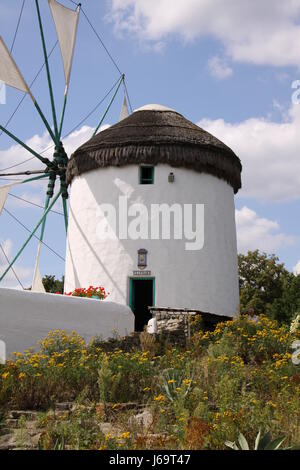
225,440,239,450
254,429,261,450
257,431,271,450
238,432,249,450
264,436,286,450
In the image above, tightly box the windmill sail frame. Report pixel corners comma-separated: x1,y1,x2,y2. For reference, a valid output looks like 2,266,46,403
0,0,128,289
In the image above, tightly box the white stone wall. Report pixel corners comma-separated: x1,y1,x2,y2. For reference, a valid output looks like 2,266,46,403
65,164,239,317
0,288,134,357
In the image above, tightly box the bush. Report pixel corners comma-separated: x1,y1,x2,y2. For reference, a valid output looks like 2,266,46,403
0,316,299,450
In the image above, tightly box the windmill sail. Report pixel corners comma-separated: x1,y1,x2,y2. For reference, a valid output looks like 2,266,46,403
48,0,80,89
32,267,45,293
32,241,46,293
0,182,21,215
0,185,12,215
120,95,129,121
0,37,30,93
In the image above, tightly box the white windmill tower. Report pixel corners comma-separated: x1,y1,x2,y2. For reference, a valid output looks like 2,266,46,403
65,104,242,330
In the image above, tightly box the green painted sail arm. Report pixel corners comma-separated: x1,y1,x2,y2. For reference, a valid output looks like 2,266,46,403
22,174,50,184
0,190,62,284
62,196,68,233
39,195,51,243
0,124,53,167
32,98,58,145
93,74,124,137
58,92,67,139
35,0,59,144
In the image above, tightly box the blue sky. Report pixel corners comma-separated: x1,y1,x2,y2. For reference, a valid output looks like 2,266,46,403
1,0,300,288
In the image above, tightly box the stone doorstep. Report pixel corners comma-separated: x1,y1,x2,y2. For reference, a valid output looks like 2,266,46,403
157,327,187,333
154,312,196,319
160,320,185,325
157,325,183,332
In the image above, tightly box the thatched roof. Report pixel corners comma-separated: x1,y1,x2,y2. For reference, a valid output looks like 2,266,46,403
66,106,242,193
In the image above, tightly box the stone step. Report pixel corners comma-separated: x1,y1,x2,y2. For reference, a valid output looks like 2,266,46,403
0,427,11,436
9,410,38,420
4,419,20,429
0,434,17,450
54,402,73,411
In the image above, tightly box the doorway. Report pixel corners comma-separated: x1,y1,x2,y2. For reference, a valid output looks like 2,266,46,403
129,278,155,331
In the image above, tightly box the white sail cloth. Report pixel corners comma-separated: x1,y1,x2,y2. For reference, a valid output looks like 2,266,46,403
120,95,129,121
0,37,29,93
0,182,45,292
48,0,80,88
32,241,46,293
0,183,21,215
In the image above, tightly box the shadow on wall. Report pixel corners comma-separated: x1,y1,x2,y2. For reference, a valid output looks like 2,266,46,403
68,205,126,302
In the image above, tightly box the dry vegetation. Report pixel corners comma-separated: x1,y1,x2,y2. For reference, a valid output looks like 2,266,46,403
0,315,299,450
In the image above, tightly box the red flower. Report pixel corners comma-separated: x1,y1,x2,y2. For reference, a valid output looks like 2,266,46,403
59,285,109,300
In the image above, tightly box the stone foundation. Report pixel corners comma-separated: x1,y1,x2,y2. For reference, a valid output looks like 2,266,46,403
150,309,197,337
149,307,232,335
87,308,232,353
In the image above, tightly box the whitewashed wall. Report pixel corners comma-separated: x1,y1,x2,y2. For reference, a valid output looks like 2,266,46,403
0,288,134,357
65,164,239,317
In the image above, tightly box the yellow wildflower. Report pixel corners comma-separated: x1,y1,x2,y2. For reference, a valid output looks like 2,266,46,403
182,379,192,385
154,394,165,402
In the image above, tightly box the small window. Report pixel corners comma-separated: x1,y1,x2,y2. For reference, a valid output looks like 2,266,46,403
139,166,154,184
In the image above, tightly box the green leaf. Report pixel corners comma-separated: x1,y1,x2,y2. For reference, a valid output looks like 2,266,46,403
225,441,239,450
238,432,249,450
258,431,271,450
254,429,261,450
264,436,286,450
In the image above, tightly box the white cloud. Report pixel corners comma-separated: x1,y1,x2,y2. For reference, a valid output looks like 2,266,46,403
293,260,300,275
109,0,300,68
208,55,233,80
0,133,50,174
0,124,110,190
236,206,295,254
0,238,32,289
198,103,300,202
6,192,44,210
0,125,97,176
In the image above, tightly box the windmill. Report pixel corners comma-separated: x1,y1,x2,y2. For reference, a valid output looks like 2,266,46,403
0,0,130,291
